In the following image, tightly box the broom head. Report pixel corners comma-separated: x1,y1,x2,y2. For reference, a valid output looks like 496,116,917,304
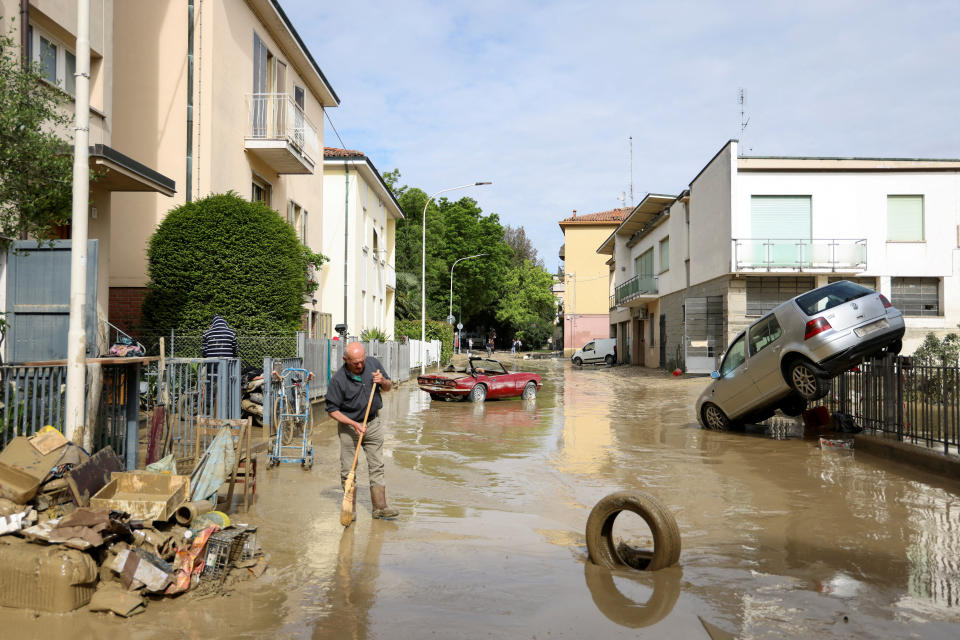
340,472,357,526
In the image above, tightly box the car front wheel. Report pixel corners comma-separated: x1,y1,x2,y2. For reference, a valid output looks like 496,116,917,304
470,384,487,403
521,382,537,400
701,403,731,431
787,360,829,400
573,357,583,367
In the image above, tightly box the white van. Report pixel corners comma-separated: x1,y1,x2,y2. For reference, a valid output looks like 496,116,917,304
571,338,617,366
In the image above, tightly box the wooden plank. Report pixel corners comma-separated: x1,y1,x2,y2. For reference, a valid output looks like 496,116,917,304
65,447,124,507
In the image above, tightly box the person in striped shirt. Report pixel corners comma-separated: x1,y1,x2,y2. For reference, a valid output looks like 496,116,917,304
202,315,238,358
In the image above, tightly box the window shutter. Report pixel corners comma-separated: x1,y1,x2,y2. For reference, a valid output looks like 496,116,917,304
887,196,923,242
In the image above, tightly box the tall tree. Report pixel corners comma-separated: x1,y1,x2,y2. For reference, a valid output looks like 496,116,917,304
0,31,74,240
496,259,557,347
503,225,542,267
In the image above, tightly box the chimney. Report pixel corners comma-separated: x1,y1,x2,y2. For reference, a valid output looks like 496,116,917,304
572,210,577,217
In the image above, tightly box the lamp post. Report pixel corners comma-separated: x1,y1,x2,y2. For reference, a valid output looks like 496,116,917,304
449,253,487,355
422,182,491,373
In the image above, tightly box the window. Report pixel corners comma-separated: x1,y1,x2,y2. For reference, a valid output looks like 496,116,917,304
891,277,940,316
887,195,924,242
746,276,815,316
659,237,670,273
828,276,876,289
583,342,594,352
796,281,874,316
720,334,747,377
750,196,812,266
30,26,76,96
288,201,306,241
635,249,653,278
251,176,271,206
748,314,783,356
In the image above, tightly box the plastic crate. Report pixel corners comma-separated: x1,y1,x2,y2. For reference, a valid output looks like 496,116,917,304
202,528,248,579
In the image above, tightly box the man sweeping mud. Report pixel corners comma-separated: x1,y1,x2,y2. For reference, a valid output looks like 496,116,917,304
326,342,400,519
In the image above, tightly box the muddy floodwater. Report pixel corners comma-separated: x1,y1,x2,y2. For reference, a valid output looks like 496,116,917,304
5,359,960,638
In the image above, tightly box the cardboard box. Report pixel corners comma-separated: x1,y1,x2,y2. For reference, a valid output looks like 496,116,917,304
0,436,69,504
90,471,190,521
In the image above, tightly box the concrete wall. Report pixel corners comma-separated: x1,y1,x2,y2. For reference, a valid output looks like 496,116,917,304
688,142,735,286
562,224,619,316
563,314,609,356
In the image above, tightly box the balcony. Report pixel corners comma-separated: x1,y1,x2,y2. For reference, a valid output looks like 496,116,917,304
732,238,866,272
245,93,319,174
615,275,658,306
609,295,615,310
384,263,396,290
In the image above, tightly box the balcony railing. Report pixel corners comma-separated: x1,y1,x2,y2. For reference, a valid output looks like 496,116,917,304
384,263,396,290
732,238,866,272
245,93,319,174
615,274,658,305
609,295,615,310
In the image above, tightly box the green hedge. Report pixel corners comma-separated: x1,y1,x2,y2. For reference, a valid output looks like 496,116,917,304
395,319,453,365
141,192,324,335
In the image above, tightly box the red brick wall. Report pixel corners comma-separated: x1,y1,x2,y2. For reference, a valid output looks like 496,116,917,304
109,287,148,335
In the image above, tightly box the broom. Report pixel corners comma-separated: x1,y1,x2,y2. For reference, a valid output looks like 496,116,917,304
340,373,379,526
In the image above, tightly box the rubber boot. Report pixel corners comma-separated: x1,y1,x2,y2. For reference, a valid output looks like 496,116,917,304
370,485,399,519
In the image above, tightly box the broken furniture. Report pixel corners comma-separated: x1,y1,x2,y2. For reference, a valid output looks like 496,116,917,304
195,417,255,513
90,471,190,521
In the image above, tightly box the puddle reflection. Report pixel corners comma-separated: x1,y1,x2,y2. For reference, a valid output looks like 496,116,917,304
583,563,683,629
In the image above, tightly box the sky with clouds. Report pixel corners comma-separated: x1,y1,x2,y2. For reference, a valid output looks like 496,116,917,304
283,0,960,271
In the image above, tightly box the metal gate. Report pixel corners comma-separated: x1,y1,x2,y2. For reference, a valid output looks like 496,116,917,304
684,296,723,374
5,240,99,362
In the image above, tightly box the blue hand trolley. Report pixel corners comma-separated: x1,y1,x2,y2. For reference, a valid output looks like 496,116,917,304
268,367,314,469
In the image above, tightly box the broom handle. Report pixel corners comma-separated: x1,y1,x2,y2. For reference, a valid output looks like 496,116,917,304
348,372,379,476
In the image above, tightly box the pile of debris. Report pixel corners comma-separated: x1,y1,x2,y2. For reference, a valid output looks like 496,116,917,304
0,428,266,617
240,367,266,429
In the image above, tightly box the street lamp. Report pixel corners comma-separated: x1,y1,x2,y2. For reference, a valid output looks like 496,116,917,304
449,253,487,354
422,182,492,373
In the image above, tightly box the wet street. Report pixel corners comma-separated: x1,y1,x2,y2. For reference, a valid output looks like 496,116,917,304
5,359,960,638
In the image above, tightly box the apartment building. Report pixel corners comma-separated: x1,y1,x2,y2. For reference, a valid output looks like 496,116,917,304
0,0,176,361
601,140,960,373
108,0,339,334
558,208,628,356
322,148,402,339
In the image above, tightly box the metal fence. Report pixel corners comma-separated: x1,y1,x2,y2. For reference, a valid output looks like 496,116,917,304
164,358,242,460
828,355,960,455
140,334,298,368
1,362,142,468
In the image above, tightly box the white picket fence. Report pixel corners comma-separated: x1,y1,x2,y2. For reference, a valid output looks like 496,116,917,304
407,338,442,370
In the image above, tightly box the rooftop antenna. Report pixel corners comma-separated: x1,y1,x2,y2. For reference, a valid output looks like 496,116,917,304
738,88,751,156
629,135,634,206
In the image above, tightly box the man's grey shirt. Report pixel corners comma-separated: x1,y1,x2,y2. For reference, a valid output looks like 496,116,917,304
325,356,390,422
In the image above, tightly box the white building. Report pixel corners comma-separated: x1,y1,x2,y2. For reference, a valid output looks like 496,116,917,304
600,140,960,372
321,148,403,339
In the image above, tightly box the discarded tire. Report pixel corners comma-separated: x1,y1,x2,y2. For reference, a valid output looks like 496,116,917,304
586,491,681,571
584,563,682,628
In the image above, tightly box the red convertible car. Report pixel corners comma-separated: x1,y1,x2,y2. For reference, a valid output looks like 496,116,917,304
417,357,543,402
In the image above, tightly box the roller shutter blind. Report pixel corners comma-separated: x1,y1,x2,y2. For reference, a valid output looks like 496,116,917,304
751,196,812,266
887,195,924,242
746,276,815,317
891,277,939,316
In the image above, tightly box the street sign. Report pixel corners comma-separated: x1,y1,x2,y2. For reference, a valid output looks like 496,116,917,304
457,323,463,330
446,314,455,325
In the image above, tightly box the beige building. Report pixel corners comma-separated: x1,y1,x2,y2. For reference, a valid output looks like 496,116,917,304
321,148,402,339
557,209,628,356
108,0,339,334
0,1,175,361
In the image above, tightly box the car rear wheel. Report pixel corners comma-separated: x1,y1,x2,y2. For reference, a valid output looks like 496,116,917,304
886,339,903,356
573,357,583,367
788,360,829,400
604,354,615,366
521,382,537,400
701,402,731,431
470,384,487,403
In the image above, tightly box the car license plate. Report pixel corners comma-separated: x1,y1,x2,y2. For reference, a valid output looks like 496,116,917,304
855,318,888,337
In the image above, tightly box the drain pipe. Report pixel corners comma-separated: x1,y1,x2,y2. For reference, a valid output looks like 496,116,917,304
343,160,349,330
185,0,194,202
19,0,29,67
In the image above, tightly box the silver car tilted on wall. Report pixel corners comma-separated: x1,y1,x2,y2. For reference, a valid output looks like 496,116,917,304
696,280,905,431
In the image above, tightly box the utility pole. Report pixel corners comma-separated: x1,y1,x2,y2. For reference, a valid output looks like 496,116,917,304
65,0,91,443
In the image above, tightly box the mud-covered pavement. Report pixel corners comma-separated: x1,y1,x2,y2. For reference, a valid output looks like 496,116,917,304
5,359,960,638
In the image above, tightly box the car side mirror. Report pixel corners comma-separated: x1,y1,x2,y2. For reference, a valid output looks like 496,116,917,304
711,370,721,379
